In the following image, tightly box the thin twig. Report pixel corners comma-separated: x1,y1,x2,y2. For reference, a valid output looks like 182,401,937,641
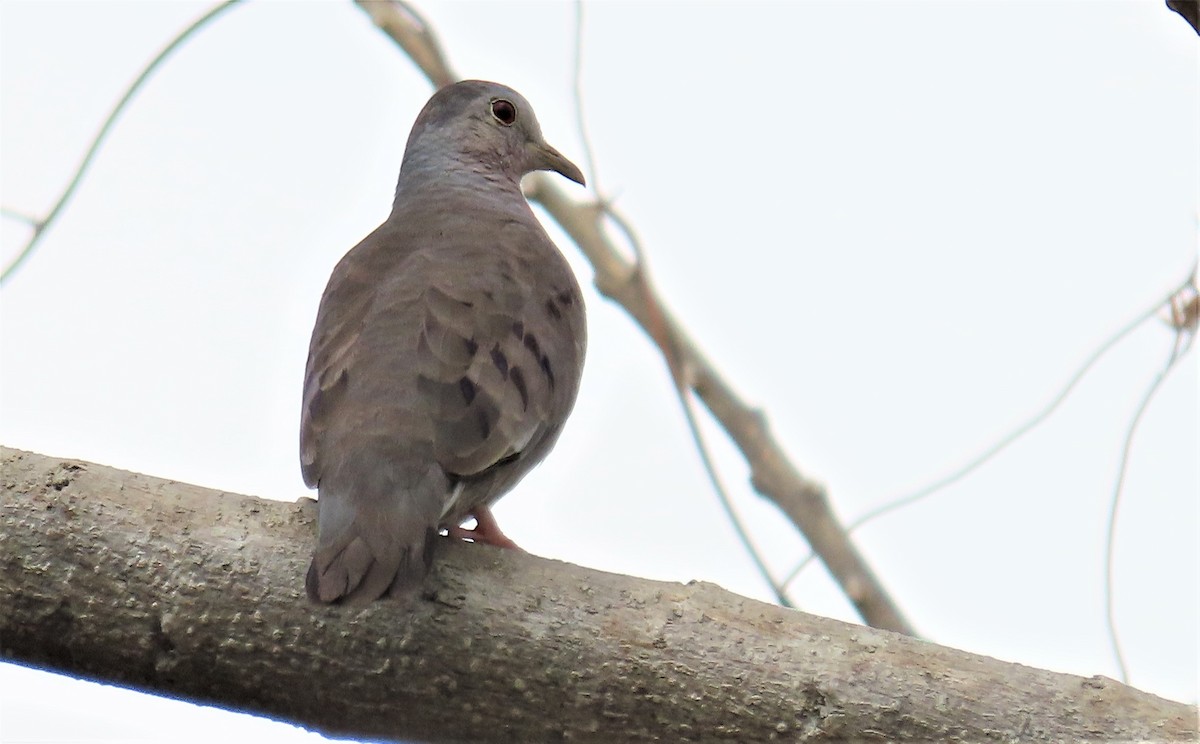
0,1,241,286
353,0,912,632
607,211,792,607
784,265,1200,588
676,390,793,607
1105,275,1198,684
0,206,40,228
1161,276,1198,359
568,0,789,606
1104,332,1194,684
571,1,600,193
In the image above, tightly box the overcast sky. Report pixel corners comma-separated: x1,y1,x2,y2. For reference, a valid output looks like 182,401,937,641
2,1,1197,741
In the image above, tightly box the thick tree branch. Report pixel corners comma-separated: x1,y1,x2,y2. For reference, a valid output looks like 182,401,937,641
1166,0,1200,35
351,0,914,635
1,447,1194,742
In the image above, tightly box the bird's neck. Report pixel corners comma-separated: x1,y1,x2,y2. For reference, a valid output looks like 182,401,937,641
390,158,533,223
394,140,524,203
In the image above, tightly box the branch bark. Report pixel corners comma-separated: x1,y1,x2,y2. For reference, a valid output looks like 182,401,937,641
2,447,1194,742
353,0,914,636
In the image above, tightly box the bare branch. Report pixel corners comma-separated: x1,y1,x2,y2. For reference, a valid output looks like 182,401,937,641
354,0,456,87
3,447,1195,742
354,0,913,636
1166,0,1200,35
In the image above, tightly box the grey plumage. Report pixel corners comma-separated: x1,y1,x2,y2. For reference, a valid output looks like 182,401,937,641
300,81,587,605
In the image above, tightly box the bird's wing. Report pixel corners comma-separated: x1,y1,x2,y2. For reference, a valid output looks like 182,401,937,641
301,221,585,498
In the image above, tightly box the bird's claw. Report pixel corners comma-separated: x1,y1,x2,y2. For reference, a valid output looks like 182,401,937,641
447,505,524,552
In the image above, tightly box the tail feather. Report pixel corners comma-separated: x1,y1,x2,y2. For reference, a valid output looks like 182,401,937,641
306,533,433,605
306,459,445,605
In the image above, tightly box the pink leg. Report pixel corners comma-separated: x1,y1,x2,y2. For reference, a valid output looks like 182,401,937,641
446,505,524,551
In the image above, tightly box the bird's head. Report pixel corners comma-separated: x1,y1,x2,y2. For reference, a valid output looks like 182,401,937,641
400,80,585,188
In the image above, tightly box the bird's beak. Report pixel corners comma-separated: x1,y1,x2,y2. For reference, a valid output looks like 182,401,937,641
533,142,586,187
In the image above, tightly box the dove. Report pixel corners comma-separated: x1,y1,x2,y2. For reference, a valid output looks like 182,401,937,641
300,80,587,605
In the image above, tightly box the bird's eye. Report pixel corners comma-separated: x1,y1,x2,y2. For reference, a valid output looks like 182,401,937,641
491,99,517,126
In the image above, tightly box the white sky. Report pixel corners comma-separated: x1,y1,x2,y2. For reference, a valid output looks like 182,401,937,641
1,1,1196,741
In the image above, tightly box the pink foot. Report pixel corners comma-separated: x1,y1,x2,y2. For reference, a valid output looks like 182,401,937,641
446,505,524,551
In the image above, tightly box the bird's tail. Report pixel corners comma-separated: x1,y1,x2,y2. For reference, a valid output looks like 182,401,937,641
306,458,446,605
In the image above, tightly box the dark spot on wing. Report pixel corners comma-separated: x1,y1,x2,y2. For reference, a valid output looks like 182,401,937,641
490,345,509,378
519,333,555,388
459,377,476,405
464,337,478,356
476,408,491,439
556,290,574,306
523,333,541,359
545,298,561,320
510,367,529,411
511,321,524,339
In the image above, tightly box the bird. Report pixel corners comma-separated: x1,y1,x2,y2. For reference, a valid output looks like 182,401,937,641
300,80,587,605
